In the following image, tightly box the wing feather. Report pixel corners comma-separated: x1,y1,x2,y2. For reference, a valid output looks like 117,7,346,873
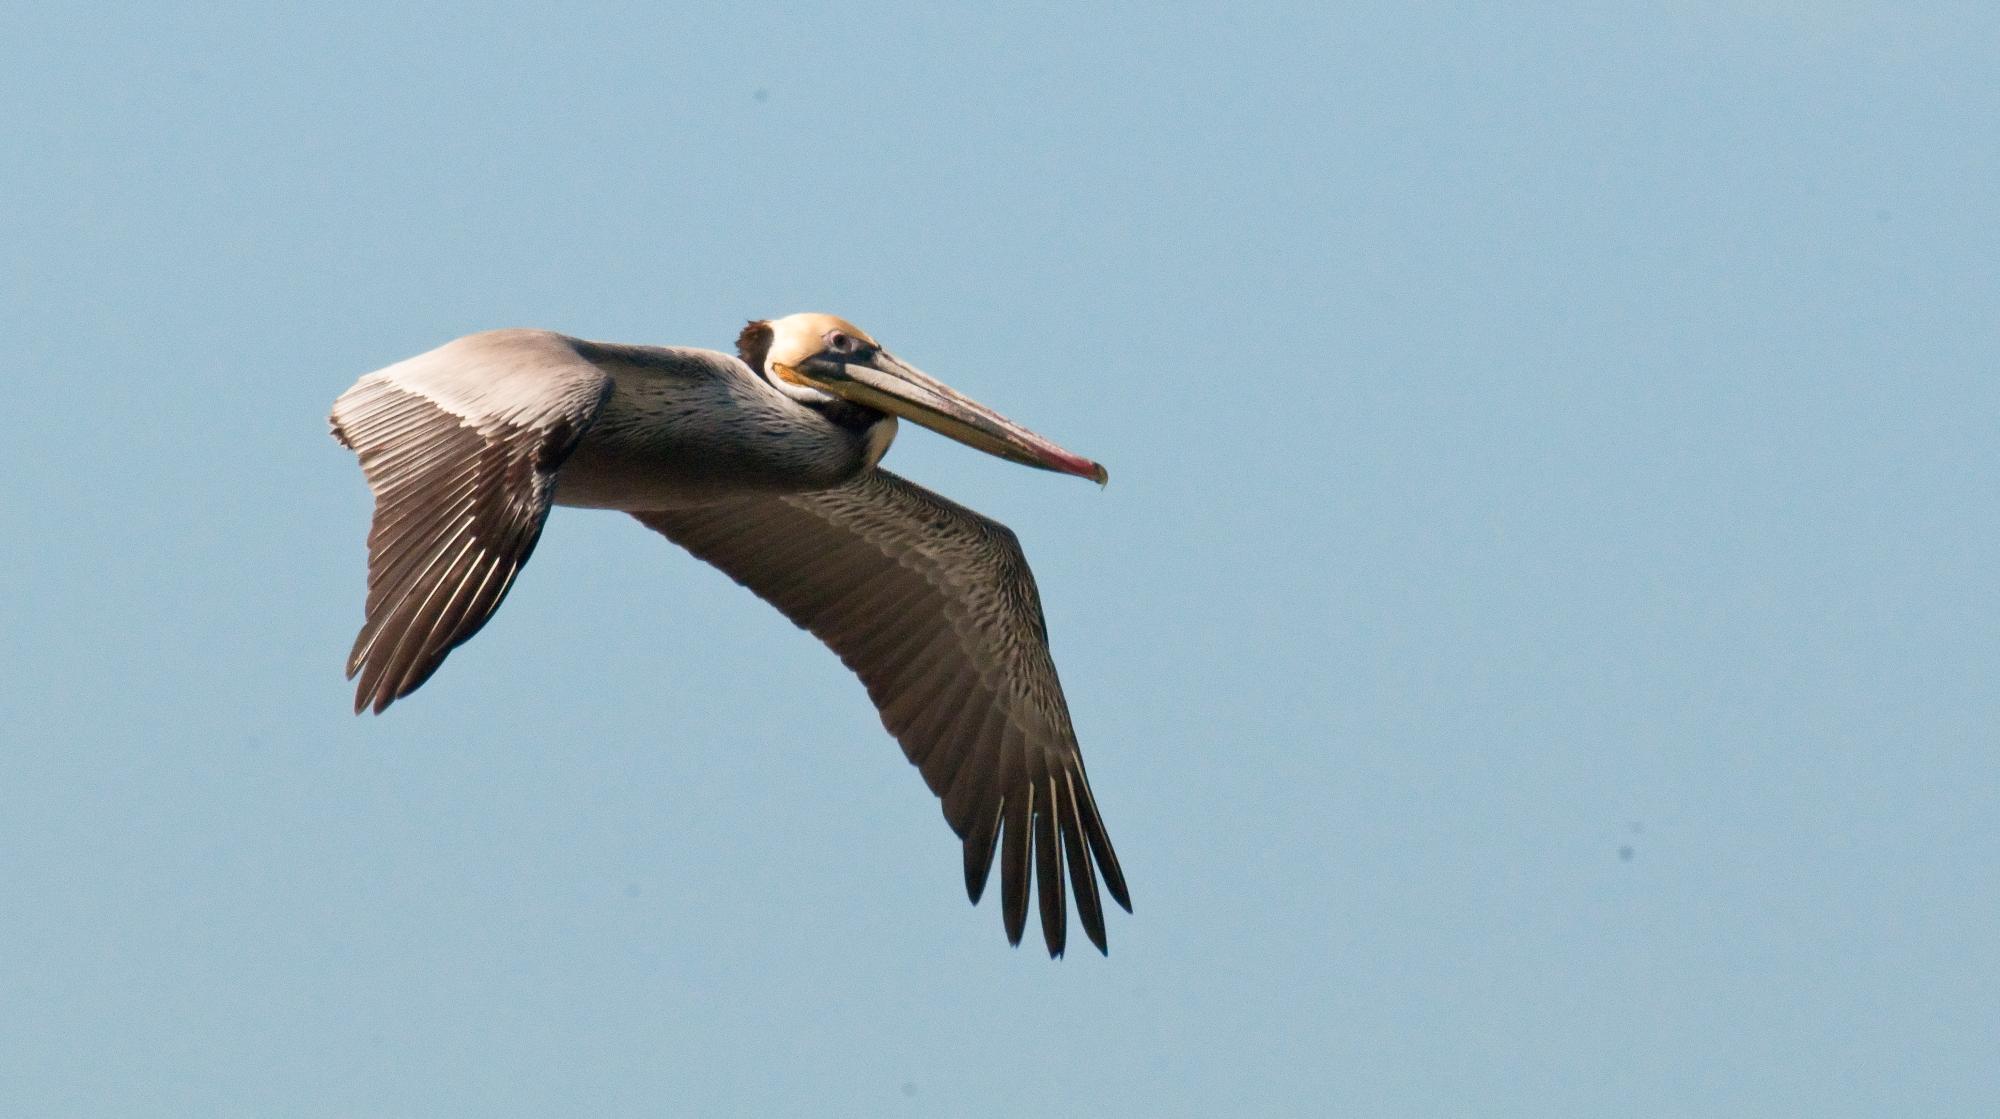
634,469,1128,955
1034,772,1067,956
331,330,612,713
1060,770,1109,953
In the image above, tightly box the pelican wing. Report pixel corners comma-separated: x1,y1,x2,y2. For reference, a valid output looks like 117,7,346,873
331,330,613,713
633,470,1129,956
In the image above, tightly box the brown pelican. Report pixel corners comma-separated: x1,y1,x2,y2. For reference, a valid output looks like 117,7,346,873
329,313,1129,956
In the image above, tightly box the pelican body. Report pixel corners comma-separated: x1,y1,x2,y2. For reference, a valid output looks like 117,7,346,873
329,314,1128,956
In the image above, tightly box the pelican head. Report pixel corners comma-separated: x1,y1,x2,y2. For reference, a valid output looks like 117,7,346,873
739,312,1107,484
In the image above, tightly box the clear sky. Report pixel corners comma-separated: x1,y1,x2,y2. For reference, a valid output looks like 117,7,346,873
4,3,1995,1115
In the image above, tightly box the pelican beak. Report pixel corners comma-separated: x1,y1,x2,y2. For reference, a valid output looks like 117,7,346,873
798,352,1108,484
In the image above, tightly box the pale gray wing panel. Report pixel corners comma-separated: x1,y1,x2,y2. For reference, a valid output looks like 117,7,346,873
633,469,1128,956
330,330,613,713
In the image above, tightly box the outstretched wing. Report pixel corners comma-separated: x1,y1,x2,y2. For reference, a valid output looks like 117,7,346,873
330,330,613,713
634,470,1129,956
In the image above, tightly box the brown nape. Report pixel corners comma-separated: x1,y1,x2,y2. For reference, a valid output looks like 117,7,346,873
736,320,774,373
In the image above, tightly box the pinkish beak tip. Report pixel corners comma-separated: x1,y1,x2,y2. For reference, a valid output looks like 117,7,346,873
1043,448,1108,485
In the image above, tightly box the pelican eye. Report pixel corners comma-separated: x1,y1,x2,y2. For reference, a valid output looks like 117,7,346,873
824,330,866,357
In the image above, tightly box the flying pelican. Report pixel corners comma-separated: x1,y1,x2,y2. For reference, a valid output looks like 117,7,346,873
329,313,1129,956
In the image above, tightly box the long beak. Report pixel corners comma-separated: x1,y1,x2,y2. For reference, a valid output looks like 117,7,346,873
798,352,1108,484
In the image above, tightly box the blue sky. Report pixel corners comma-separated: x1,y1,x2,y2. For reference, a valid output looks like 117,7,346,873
4,3,1996,1115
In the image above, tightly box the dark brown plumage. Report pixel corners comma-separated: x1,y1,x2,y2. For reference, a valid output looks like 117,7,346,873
634,471,1129,954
